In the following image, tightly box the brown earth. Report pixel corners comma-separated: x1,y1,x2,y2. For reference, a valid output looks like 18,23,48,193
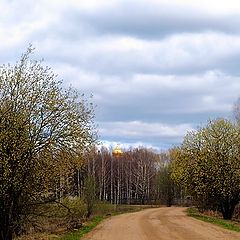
82,207,240,240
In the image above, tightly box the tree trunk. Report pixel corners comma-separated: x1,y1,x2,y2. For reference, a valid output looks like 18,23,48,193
110,156,113,204
221,199,238,220
0,210,13,240
222,207,235,220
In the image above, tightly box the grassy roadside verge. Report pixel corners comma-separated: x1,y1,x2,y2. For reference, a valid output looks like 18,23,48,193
52,216,104,240
53,204,156,240
187,207,240,232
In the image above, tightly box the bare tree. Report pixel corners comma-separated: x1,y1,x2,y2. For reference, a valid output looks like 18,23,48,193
233,98,240,124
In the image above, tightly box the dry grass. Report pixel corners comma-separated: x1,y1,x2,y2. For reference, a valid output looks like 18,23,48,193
14,198,158,239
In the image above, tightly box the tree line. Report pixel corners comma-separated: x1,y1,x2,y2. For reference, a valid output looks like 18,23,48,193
76,147,178,205
53,145,182,207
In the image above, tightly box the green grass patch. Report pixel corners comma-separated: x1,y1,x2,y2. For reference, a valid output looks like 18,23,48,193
53,216,104,240
187,207,240,232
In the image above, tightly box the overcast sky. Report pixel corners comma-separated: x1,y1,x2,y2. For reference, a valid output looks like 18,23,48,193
1,0,240,150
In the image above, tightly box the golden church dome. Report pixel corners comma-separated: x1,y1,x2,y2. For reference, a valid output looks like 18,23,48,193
112,145,123,157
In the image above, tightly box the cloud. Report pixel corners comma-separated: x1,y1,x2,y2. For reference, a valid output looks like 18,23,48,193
98,121,193,150
57,68,240,121
99,140,162,152
63,0,240,39
29,32,240,78
99,121,193,138
2,1,240,77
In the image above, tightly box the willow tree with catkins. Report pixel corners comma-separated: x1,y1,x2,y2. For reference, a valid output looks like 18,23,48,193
0,47,96,240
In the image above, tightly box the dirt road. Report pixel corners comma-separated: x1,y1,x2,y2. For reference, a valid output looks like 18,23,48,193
82,207,240,240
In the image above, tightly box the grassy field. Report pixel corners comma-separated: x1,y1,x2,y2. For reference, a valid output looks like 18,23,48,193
187,207,240,232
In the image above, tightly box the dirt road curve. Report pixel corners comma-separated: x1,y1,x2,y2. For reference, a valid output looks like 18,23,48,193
82,207,240,240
